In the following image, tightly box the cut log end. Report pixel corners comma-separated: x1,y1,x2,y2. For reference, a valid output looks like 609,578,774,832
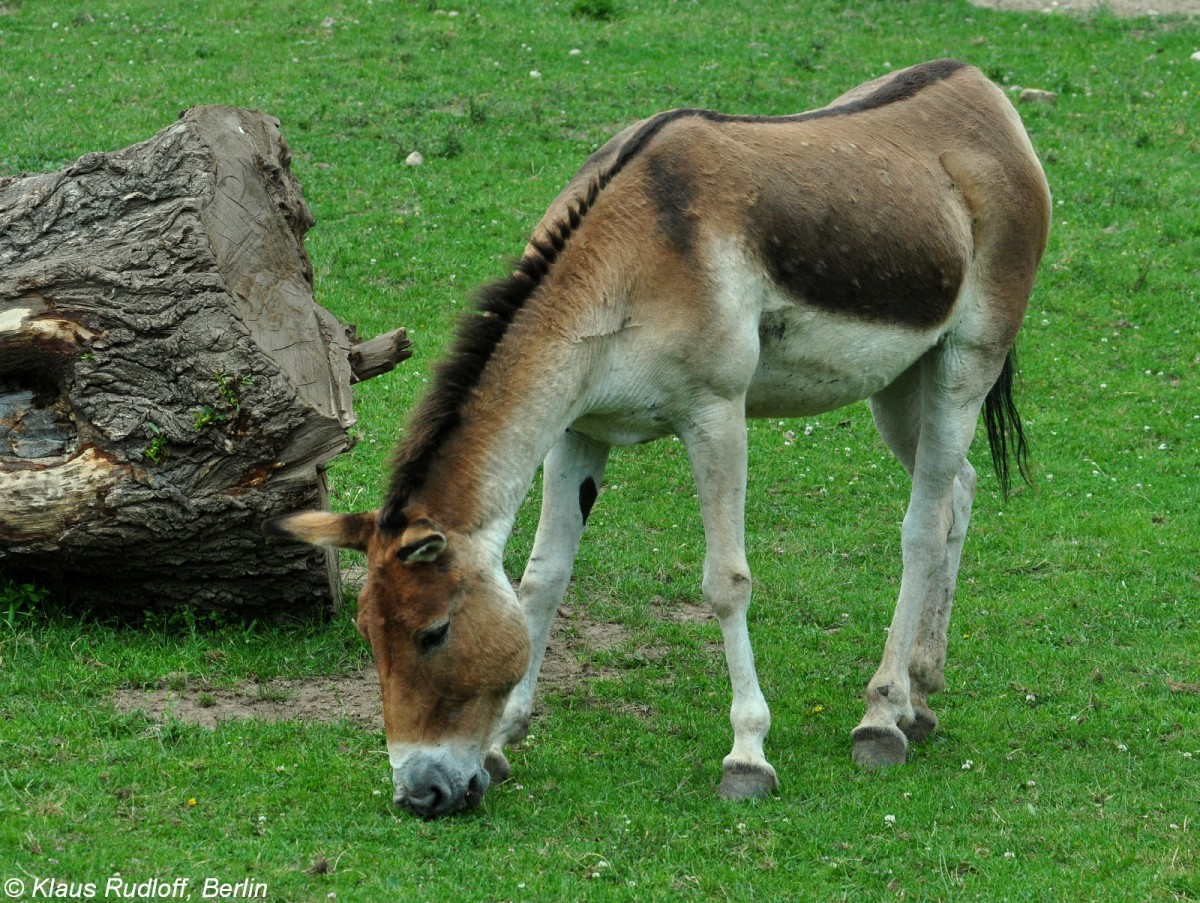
0,106,410,615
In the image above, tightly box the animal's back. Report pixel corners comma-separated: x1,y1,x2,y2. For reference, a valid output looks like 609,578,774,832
528,61,1050,430
533,60,1047,324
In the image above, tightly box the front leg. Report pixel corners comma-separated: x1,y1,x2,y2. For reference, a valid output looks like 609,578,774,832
486,430,609,782
681,403,779,799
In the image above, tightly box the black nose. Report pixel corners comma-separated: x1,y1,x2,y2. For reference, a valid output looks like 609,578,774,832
396,762,490,819
402,774,455,820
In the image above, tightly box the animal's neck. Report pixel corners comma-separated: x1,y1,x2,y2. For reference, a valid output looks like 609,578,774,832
411,314,597,548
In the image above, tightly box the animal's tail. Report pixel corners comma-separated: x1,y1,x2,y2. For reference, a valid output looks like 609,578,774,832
983,347,1031,498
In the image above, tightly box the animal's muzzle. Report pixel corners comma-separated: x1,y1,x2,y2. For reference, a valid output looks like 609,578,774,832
393,760,490,819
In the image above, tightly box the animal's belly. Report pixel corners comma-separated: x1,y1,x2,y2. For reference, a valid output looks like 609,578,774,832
570,407,675,447
745,304,942,418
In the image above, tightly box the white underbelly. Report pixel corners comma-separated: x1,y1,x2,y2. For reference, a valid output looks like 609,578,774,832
571,308,943,445
568,238,964,443
745,302,943,418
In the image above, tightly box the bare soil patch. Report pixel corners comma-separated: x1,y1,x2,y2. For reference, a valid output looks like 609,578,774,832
110,601,691,729
112,669,384,731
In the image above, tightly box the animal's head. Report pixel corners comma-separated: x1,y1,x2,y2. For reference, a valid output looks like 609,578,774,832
264,509,530,818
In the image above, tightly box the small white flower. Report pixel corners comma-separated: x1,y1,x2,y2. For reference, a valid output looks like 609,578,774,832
1117,743,1128,752
529,69,542,78
1004,851,1016,860
884,814,896,824
962,759,974,770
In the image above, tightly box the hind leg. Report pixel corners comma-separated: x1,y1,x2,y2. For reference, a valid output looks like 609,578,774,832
904,458,976,743
872,371,981,743
852,351,990,767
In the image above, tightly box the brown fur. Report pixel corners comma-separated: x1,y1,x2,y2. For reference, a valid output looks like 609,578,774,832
385,59,1047,519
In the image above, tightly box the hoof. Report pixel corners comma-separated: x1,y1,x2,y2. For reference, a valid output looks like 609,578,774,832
900,706,938,744
717,760,779,800
852,725,908,769
484,750,512,784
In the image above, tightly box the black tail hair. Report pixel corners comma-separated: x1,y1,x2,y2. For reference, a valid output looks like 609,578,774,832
983,348,1031,498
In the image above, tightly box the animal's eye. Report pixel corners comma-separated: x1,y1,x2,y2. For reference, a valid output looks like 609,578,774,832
414,620,450,654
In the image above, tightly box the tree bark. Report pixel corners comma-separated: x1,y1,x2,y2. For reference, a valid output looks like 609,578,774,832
0,105,396,615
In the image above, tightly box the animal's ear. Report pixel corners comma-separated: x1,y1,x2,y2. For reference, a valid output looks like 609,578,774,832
397,520,448,564
262,510,376,552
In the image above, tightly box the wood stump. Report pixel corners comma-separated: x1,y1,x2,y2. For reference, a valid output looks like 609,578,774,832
0,106,409,615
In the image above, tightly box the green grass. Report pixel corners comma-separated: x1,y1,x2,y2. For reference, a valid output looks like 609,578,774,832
3,1,1199,900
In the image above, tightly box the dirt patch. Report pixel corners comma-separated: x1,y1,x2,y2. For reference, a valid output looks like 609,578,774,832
652,595,716,626
969,0,1197,16
112,669,385,731
536,605,632,692
110,603,677,729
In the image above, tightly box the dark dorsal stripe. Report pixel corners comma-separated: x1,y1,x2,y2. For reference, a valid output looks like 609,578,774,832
609,59,968,169
380,60,968,525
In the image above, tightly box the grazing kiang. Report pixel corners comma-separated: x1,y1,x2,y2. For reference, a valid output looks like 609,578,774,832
266,59,1051,819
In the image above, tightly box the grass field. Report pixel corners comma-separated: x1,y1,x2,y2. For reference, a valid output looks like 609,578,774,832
2,1,1199,900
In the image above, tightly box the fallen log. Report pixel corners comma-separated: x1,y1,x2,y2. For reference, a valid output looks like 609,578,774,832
0,106,405,615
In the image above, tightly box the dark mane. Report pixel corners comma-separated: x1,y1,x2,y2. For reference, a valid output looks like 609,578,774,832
379,60,968,528
379,247,553,529
379,176,605,529
379,88,702,527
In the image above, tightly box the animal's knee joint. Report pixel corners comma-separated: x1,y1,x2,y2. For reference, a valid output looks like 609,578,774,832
703,569,752,618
